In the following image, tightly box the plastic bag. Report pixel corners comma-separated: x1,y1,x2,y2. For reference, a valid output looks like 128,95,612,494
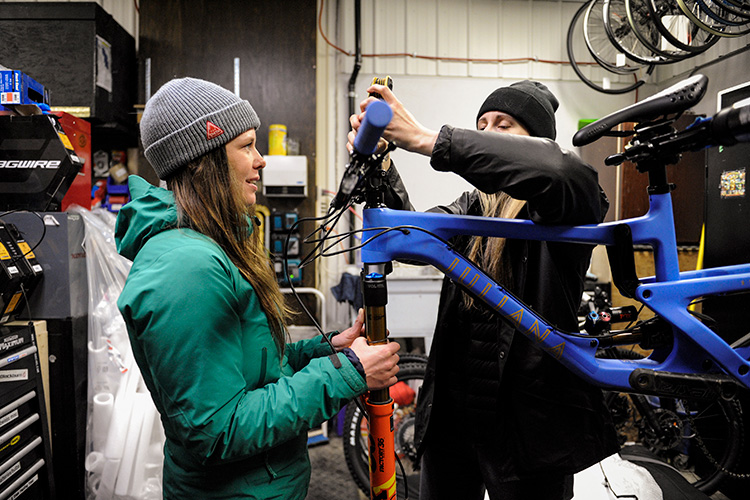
69,205,165,500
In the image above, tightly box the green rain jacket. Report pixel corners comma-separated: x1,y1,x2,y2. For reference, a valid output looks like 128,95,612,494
115,176,367,499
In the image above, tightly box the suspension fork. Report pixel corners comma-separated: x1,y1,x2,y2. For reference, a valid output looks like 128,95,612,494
362,263,396,500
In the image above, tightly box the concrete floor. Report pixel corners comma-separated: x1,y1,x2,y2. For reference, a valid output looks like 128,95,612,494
307,433,365,500
306,433,734,500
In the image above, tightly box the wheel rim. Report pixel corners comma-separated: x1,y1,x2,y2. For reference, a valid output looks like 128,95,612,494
605,0,674,64
647,0,721,53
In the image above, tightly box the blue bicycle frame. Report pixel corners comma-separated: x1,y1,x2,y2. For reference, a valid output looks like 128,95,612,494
345,74,750,500
360,191,750,394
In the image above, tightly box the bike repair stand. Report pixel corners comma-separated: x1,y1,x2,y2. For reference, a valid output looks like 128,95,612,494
363,265,397,500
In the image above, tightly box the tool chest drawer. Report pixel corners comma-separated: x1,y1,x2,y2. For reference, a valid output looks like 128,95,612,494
0,436,43,493
0,458,45,500
0,323,53,499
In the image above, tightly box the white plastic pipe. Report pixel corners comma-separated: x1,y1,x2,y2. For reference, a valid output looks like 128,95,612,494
95,458,120,500
88,340,110,395
85,451,106,475
115,392,148,496
98,359,142,500
91,392,114,452
128,394,157,498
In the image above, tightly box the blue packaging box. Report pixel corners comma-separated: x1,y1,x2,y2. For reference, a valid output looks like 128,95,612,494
0,70,48,107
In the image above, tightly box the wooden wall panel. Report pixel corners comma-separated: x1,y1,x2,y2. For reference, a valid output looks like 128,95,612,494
619,114,705,245
139,0,318,288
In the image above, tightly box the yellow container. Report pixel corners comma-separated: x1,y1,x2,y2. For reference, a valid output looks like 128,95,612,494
268,124,287,155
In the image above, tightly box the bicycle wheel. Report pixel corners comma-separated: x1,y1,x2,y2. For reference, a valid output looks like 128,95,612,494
724,0,750,17
676,0,750,36
585,0,648,73
598,348,745,495
605,0,673,64
625,0,696,60
568,0,651,94
695,0,750,27
647,0,721,53
343,359,427,499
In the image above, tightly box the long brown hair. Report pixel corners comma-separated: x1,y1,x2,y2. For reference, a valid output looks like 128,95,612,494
463,191,526,310
166,147,290,353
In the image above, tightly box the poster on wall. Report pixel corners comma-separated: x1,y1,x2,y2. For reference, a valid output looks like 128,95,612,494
96,36,113,93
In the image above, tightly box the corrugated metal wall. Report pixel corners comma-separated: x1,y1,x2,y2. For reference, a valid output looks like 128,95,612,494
332,0,749,86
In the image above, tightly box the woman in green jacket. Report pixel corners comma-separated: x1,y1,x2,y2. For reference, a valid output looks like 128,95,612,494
116,77,400,499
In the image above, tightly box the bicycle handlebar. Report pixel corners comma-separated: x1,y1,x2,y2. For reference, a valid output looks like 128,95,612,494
353,100,393,155
573,74,708,147
331,100,393,210
711,98,750,146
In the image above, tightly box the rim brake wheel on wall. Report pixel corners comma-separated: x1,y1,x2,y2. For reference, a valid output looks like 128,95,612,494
625,0,698,60
646,0,721,53
604,0,675,64
343,356,428,499
676,0,750,35
585,0,648,73
568,0,652,94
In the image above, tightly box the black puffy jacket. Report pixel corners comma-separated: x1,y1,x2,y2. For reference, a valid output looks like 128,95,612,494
385,125,619,477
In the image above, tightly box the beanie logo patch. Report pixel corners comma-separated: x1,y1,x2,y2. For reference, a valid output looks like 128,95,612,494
206,120,225,140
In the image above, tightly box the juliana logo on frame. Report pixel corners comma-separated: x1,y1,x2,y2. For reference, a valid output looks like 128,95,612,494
0,160,61,169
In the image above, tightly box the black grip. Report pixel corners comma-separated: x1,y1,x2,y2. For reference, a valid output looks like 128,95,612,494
711,101,750,146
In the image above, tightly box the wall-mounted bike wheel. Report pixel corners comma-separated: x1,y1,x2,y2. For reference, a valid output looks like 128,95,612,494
569,0,653,94
585,0,650,73
694,0,750,29
605,0,675,64
676,0,750,35
647,0,721,53
625,0,696,60
723,0,750,17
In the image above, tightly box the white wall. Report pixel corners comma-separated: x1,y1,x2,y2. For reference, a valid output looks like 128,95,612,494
335,72,648,211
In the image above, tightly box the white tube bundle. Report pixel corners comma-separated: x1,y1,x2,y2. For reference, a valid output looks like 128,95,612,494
72,206,166,500
91,392,114,452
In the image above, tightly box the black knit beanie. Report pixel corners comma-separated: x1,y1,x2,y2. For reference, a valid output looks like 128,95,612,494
476,80,559,140
140,77,261,180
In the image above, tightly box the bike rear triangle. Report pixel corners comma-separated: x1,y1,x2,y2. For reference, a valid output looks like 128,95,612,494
573,74,708,147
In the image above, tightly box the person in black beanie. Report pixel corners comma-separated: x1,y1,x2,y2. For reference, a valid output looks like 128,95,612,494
348,81,617,500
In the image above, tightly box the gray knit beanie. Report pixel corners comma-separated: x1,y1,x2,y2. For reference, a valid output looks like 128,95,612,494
140,77,260,179
476,80,558,140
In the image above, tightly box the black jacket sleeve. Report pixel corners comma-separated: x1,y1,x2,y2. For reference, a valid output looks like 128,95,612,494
430,125,609,225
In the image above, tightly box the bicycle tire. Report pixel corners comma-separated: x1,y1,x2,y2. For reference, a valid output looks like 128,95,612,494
568,0,651,94
604,0,674,64
709,0,750,18
624,0,695,60
647,0,721,53
676,0,750,36
585,0,646,73
597,347,745,495
694,0,750,27
724,0,750,17
343,360,427,499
